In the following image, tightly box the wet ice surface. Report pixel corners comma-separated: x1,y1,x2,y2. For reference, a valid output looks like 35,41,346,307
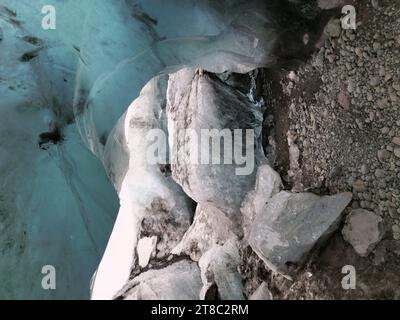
0,0,279,299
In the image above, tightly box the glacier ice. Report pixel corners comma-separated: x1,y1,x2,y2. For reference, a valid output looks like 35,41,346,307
91,76,193,300
0,0,312,299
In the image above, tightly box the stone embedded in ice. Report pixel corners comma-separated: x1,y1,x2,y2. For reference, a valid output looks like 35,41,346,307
167,68,264,215
249,191,352,278
69,0,280,159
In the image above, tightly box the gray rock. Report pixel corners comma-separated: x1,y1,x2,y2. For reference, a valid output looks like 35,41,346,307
381,126,390,134
338,91,350,110
241,164,282,239
393,225,400,240
353,179,367,192
249,191,352,277
116,260,202,300
360,164,369,175
375,169,386,178
172,204,239,261
167,68,264,215
377,149,391,162
342,209,384,257
394,148,400,158
313,51,325,68
370,77,380,86
199,240,244,300
249,282,273,300
324,19,342,38
373,42,381,52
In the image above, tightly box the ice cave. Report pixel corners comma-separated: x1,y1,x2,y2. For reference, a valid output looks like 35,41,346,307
0,0,285,299
3,0,396,301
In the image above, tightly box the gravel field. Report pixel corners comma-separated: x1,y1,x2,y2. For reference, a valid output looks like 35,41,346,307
241,0,400,299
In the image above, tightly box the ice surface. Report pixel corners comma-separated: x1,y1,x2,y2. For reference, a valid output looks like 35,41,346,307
0,0,281,299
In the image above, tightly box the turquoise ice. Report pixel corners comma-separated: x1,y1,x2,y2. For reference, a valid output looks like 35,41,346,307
0,0,279,299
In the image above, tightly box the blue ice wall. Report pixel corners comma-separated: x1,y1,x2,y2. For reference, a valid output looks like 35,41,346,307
0,0,279,299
